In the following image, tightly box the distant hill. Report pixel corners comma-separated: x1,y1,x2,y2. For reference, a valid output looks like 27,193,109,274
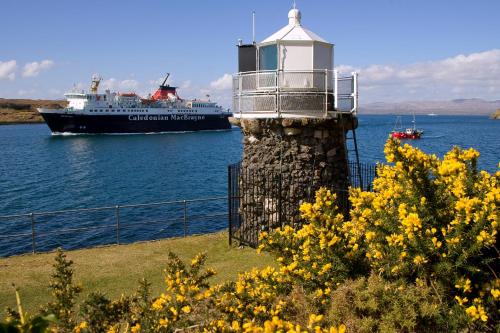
0,98,66,124
360,99,500,116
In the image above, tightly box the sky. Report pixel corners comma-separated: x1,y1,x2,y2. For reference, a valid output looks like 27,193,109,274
0,0,499,106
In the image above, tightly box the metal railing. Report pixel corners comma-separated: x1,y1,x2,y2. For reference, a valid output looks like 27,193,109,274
228,161,377,247
232,70,358,118
0,196,227,257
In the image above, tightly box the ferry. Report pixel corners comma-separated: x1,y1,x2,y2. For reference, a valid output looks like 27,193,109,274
38,74,231,134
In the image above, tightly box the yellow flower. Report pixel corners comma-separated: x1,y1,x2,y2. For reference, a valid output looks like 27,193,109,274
159,318,169,327
308,314,324,326
455,296,468,306
231,321,240,330
151,297,166,311
131,323,141,333
181,305,191,314
465,305,488,322
170,306,178,316
413,255,426,265
329,325,346,333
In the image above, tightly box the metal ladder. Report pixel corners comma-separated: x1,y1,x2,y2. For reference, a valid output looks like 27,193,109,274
340,114,363,189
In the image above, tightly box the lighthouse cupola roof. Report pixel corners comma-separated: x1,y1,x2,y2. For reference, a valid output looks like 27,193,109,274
260,6,329,44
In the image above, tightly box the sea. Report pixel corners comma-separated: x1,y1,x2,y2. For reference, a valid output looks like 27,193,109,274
0,115,498,256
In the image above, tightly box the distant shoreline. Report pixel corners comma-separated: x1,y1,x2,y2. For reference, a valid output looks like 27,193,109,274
0,98,66,125
0,120,45,125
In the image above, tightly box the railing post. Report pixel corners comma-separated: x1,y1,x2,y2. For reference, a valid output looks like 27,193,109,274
276,70,280,118
238,74,242,117
115,205,120,245
30,213,36,254
183,200,187,237
334,70,338,112
352,71,358,114
324,69,328,117
228,165,232,246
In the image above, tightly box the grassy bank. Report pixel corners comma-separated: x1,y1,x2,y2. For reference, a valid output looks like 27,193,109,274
0,232,274,313
0,98,66,124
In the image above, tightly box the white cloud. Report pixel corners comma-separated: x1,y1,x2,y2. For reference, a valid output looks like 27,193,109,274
338,49,500,102
22,59,54,77
180,80,191,89
210,73,233,90
119,79,139,90
17,89,36,96
0,60,17,80
101,78,139,91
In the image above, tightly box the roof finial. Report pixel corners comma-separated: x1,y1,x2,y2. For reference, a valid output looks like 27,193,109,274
288,4,301,26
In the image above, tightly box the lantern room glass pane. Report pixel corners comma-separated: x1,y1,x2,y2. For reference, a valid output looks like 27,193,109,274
259,44,278,70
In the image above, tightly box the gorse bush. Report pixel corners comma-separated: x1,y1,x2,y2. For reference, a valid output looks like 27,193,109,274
42,249,82,332
349,139,499,328
2,139,498,332
326,274,453,333
261,138,498,331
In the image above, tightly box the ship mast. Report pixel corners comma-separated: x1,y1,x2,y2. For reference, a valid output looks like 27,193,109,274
90,74,102,94
161,73,170,87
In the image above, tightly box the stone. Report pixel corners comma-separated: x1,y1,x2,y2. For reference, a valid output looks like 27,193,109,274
241,119,263,135
284,128,303,136
234,116,354,239
326,148,337,157
281,118,295,127
314,130,323,139
248,135,259,144
299,145,311,153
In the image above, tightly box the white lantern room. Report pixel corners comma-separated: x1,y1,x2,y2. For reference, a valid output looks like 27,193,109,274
233,6,357,118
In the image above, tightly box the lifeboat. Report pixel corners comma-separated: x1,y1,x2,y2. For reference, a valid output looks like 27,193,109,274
119,93,137,97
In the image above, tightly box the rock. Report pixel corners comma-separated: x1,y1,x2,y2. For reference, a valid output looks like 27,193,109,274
314,130,323,139
236,116,352,240
241,119,262,134
326,148,337,157
248,135,259,144
281,118,295,127
284,128,302,136
299,145,311,153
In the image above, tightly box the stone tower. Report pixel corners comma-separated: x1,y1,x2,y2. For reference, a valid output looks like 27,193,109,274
230,7,358,243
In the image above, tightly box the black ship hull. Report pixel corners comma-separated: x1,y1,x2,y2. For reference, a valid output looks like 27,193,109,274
40,113,232,134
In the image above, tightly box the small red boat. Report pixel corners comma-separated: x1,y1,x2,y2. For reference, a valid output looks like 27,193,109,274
390,115,423,140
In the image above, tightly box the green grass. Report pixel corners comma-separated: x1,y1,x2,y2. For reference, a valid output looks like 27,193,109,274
0,232,275,313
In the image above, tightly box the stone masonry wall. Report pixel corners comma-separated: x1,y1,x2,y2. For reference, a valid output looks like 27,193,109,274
230,115,357,244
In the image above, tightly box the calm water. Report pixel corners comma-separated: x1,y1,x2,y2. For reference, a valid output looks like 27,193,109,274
0,115,498,255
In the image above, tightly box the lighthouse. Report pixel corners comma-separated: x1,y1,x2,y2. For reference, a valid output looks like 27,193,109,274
229,6,359,245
